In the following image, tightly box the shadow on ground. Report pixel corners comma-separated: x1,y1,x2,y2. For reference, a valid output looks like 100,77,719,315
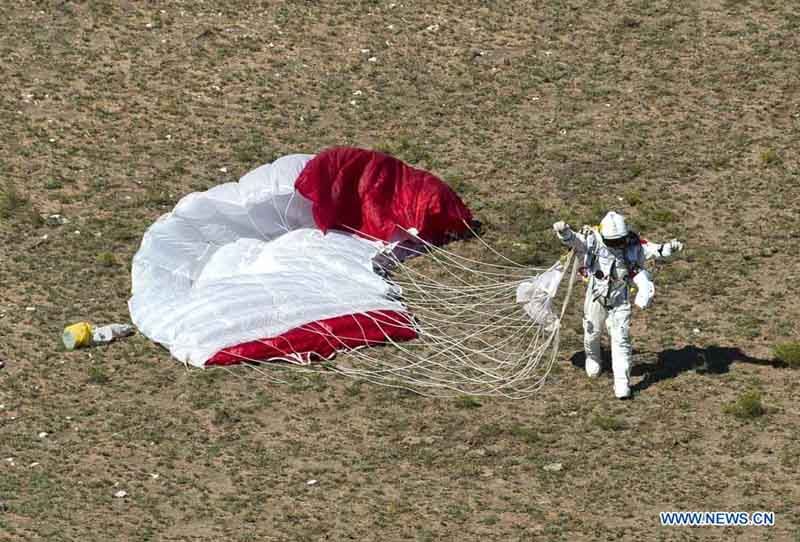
570,345,784,393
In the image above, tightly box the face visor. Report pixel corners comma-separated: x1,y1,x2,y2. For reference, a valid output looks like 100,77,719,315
603,235,628,249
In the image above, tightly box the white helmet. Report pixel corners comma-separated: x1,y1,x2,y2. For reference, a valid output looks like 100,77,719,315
600,211,628,240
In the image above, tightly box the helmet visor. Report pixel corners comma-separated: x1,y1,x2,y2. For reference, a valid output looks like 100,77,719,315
603,235,627,249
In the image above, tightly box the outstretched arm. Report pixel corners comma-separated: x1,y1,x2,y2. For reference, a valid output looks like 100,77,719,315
553,222,588,256
642,238,684,261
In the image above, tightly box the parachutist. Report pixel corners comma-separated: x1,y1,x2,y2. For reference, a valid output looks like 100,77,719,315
553,212,684,399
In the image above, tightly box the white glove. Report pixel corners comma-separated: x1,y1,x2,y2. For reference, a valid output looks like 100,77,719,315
633,270,655,309
552,221,569,234
660,239,683,257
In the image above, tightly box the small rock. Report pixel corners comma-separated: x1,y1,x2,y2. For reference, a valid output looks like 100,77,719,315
306,479,318,486
543,462,563,472
692,328,700,334
149,473,159,480
38,432,48,439
29,462,40,468
486,444,504,455
0,360,5,370
367,56,377,62
113,490,128,498
26,306,36,312
45,214,68,226
219,167,228,173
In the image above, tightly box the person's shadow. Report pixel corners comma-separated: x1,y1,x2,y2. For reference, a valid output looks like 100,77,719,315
570,345,784,393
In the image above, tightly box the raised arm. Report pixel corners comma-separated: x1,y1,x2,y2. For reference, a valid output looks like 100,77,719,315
553,222,588,256
641,238,684,261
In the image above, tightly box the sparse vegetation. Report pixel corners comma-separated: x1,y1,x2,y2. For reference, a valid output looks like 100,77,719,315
759,149,781,167
624,190,642,207
95,252,117,267
724,390,766,419
774,342,800,368
0,181,41,225
454,395,482,409
1,1,799,540
0,181,26,219
87,366,110,385
592,414,626,431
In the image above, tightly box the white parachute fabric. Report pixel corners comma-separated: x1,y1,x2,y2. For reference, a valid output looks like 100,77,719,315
129,154,405,366
515,263,564,330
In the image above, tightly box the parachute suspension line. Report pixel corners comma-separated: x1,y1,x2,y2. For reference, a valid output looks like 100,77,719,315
228,221,579,397
341,223,543,276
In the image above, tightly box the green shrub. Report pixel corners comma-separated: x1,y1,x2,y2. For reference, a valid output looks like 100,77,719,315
624,190,642,207
774,342,800,368
759,149,780,166
454,395,482,409
724,390,765,419
87,366,110,385
95,252,117,267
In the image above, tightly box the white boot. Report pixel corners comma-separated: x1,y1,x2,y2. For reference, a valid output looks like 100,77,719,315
614,379,631,399
585,357,601,378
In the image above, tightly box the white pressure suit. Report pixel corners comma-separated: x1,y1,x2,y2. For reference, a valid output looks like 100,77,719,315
554,218,682,398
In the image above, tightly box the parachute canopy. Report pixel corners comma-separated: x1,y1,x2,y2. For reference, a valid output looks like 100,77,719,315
296,147,472,245
129,148,473,367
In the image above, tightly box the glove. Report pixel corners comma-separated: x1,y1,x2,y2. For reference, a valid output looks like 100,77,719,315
632,270,655,309
660,239,683,257
552,221,569,234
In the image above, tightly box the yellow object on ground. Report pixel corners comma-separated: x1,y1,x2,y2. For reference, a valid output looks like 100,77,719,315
62,322,93,350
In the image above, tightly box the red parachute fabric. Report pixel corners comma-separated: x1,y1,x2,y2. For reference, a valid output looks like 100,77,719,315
295,147,473,244
207,310,417,366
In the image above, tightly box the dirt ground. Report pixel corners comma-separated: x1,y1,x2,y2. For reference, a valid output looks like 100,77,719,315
1,1,799,540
